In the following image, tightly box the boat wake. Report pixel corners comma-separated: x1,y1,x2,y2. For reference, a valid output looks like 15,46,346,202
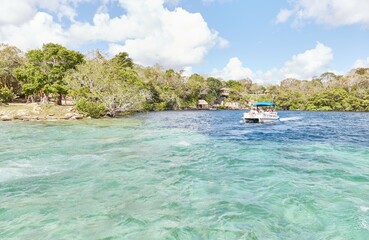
280,117,302,122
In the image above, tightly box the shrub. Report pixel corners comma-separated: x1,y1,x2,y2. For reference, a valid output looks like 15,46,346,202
0,87,16,104
75,98,106,118
152,102,167,111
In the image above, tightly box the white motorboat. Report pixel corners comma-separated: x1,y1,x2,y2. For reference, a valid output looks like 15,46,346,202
243,102,280,123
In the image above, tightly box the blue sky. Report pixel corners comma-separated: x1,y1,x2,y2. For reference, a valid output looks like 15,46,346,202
0,0,368,83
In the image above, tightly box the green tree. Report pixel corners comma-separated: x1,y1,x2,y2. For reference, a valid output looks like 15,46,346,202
0,87,16,104
65,51,147,117
274,89,304,110
135,66,185,110
183,74,206,106
203,77,222,104
15,50,48,102
111,52,134,69
15,43,84,104
0,44,24,95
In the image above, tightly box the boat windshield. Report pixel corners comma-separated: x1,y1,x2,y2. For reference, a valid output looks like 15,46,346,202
250,107,276,113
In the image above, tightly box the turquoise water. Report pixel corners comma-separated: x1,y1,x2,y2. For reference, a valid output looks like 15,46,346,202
1,110,369,239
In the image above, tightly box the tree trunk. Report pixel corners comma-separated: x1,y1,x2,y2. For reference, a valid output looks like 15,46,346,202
40,93,48,104
57,94,62,105
26,95,35,103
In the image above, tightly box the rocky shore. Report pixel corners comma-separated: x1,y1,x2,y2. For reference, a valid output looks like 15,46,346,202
0,103,85,121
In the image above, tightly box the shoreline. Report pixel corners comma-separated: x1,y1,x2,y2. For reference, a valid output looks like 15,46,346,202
0,103,244,122
2,103,368,122
0,103,85,121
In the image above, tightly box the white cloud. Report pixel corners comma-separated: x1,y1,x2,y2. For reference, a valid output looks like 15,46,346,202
104,1,224,69
210,57,253,81
259,42,333,83
275,8,293,24
0,0,91,25
181,66,193,77
277,0,369,27
0,0,98,48
0,0,35,26
0,12,68,50
202,0,232,3
0,0,225,70
353,57,369,69
280,42,333,79
217,37,229,48
212,43,333,84
165,0,182,6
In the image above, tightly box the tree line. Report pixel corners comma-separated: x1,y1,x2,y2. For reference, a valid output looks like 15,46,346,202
1,43,369,117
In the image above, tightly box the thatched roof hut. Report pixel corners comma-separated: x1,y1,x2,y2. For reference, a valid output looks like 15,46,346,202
220,87,229,97
197,99,209,109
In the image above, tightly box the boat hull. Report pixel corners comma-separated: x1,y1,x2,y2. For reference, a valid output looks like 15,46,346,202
243,113,279,123
243,117,279,123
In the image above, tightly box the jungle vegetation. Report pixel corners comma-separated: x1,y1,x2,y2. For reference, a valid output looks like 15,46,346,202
1,43,369,117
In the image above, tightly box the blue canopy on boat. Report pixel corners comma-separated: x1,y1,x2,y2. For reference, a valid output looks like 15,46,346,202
252,102,276,107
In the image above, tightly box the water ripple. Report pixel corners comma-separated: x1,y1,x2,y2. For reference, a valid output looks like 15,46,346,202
1,111,369,239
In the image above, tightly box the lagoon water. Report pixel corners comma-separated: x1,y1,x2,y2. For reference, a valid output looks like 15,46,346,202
1,110,369,239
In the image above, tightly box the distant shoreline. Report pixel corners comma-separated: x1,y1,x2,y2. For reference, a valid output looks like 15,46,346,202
2,103,368,122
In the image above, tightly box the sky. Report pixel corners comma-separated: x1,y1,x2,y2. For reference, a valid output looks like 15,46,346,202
0,0,369,84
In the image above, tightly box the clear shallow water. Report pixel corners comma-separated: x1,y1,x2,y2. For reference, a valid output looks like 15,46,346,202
1,110,369,239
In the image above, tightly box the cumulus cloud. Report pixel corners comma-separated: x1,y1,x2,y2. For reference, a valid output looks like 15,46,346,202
257,42,333,83
0,0,226,70
210,57,253,81
0,0,90,25
275,8,293,24
86,0,226,68
276,0,369,27
212,43,333,84
280,42,333,79
0,0,96,49
106,4,223,68
0,12,68,50
353,57,369,69
0,0,35,26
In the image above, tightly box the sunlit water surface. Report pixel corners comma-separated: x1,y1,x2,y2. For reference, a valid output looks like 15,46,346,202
1,110,369,239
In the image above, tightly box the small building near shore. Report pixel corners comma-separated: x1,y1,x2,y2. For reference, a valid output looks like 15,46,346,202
197,99,209,109
220,88,230,97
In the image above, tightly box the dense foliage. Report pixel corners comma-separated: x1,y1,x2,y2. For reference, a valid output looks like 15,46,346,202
269,72,369,111
1,42,369,115
14,43,84,104
65,51,147,117
0,87,16,104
